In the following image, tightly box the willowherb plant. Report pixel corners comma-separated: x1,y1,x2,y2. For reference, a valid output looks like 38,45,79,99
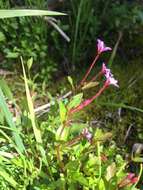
0,39,142,189
70,39,118,115
53,39,141,189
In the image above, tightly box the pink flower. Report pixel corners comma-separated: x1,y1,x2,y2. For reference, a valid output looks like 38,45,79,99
118,173,138,188
101,63,111,78
101,63,119,87
82,128,92,142
106,76,119,87
97,39,112,54
127,173,138,184
127,173,135,180
130,177,138,184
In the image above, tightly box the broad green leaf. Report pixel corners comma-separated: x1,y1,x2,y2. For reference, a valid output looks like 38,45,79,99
106,162,116,181
0,9,66,19
6,52,19,58
59,100,67,123
68,93,83,110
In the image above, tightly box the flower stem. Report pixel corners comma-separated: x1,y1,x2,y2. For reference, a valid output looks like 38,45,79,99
70,83,108,114
80,54,99,86
97,141,102,180
89,71,102,83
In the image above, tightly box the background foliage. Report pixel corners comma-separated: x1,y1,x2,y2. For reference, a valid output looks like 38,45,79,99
0,0,143,189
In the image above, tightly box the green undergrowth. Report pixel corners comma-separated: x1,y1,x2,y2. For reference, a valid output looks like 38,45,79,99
0,58,143,189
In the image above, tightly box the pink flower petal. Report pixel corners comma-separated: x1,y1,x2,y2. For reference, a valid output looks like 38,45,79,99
101,63,119,87
104,47,112,51
127,173,135,180
82,128,92,141
107,76,119,87
97,39,112,54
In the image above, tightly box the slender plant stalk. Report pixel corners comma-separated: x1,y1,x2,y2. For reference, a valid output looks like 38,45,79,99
71,83,107,114
97,142,102,180
80,54,99,86
89,71,102,83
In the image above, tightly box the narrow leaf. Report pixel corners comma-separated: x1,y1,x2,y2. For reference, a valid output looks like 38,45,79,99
82,81,99,90
59,100,67,123
21,57,42,143
27,57,33,70
0,9,66,19
0,168,18,188
0,88,25,153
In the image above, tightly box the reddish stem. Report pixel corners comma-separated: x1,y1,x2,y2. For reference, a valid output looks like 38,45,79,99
80,54,100,86
88,71,102,83
70,83,108,114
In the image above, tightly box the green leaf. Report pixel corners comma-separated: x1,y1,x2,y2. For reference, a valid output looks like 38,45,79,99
98,178,105,190
0,32,5,42
0,9,66,19
82,81,99,90
21,57,42,144
72,172,88,186
6,52,19,58
65,160,79,171
106,163,116,181
56,125,70,141
0,110,4,124
27,57,33,70
0,79,13,100
0,168,18,188
68,93,83,110
70,123,88,134
21,57,47,164
67,76,74,89
0,88,25,153
59,100,67,123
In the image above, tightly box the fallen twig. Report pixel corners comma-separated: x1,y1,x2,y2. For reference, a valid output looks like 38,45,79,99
34,90,72,115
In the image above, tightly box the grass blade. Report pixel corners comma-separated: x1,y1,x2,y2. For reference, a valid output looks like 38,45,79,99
0,88,25,153
97,101,143,113
0,9,66,19
0,168,18,188
0,79,13,100
108,31,123,67
21,57,42,144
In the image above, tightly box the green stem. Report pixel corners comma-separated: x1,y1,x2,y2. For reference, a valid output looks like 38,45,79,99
97,142,102,180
